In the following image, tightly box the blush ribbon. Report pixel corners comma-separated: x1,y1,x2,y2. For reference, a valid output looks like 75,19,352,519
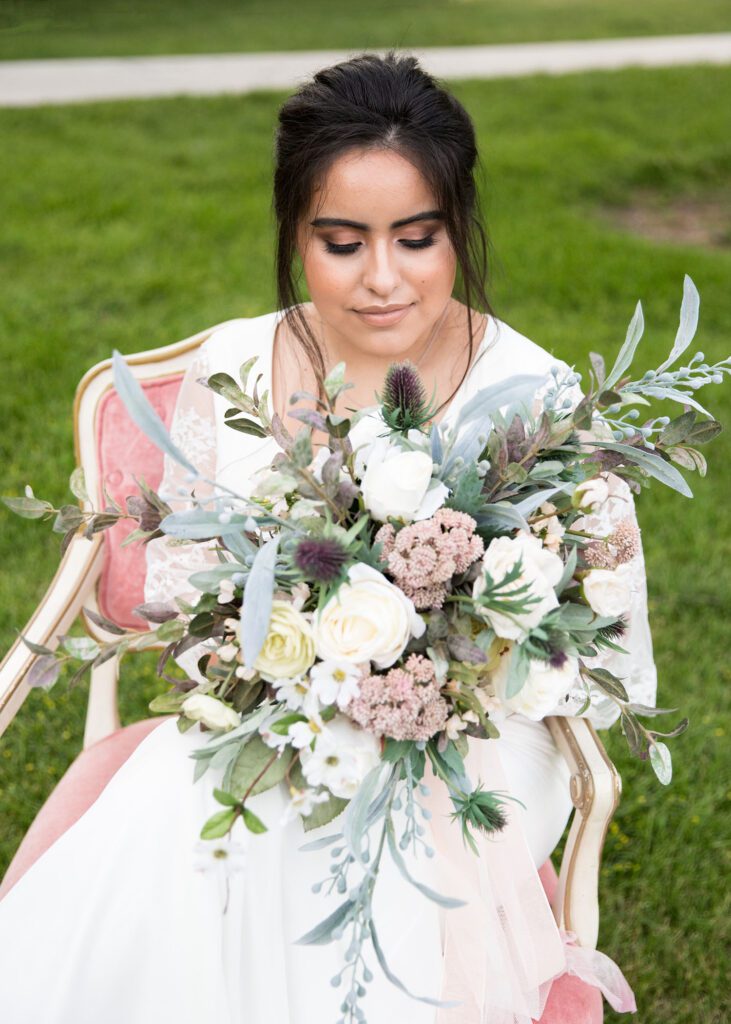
423,737,637,1022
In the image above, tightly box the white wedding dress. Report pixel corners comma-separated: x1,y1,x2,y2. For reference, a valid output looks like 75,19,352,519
0,310,657,1023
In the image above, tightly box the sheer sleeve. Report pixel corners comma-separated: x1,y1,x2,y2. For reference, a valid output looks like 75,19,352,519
144,343,221,683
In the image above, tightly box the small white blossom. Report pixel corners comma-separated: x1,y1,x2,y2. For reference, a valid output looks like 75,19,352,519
280,786,330,825
309,660,364,710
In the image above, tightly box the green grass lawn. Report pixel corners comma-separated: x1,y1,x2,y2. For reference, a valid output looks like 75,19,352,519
1,0,731,59
0,63,729,1021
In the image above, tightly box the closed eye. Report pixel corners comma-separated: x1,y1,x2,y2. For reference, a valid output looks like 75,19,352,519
324,234,436,255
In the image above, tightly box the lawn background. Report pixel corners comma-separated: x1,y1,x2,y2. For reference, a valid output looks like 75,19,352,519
1,0,731,59
0,44,729,1024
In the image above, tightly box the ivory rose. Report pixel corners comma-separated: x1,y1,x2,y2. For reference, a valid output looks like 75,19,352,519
313,563,425,669
472,531,564,641
181,693,241,732
491,645,580,721
360,436,448,524
582,564,633,618
252,600,316,682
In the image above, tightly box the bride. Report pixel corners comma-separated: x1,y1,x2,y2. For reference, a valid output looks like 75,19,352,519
0,51,656,1023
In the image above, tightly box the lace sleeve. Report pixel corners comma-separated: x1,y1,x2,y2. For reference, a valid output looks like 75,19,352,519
144,343,221,683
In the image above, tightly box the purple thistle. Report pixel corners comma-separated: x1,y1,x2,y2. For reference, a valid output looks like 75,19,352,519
379,360,438,431
293,537,348,583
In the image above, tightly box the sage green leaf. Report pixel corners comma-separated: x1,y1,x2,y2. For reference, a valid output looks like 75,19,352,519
148,690,187,713
579,439,692,497
604,299,644,390
302,792,349,832
1,495,54,520
295,898,356,946
69,467,89,503
200,807,236,839
111,350,198,476
230,734,293,799
240,535,279,669
242,807,268,834
61,636,101,660
26,655,62,690
649,740,672,785
213,787,240,807
369,920,459,1009
655,274,700,376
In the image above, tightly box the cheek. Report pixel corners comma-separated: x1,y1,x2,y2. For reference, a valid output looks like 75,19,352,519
412,244,457,293
302,250,356,302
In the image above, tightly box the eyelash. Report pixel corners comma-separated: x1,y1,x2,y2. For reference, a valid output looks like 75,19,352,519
323,234,436,255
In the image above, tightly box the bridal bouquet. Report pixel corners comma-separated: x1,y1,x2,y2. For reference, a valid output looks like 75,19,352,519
5,274,729,1019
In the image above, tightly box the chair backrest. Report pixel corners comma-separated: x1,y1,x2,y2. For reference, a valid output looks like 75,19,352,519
73,320,237,633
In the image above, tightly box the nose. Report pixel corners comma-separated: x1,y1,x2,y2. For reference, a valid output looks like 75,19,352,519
360,237,402,296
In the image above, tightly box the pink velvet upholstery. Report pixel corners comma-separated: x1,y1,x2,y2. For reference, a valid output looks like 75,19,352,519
95,375,183,630
0,718,603,1021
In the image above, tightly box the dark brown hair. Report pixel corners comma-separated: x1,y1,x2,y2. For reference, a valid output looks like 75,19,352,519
272,48,497,414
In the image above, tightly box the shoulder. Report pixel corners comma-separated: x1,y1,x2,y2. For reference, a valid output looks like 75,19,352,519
197,310,280,370
489,315,574,377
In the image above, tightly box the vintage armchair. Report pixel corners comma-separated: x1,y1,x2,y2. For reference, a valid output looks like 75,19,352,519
0,323,622,1021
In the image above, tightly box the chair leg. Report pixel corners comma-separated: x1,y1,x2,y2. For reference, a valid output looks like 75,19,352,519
83,657,122,750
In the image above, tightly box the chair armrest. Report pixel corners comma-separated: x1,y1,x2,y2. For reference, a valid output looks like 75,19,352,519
544,715,622,949
0,534,104,739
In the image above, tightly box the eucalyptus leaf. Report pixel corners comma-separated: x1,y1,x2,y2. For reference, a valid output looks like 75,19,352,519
1,495,54,520
649,740,672,785
26,655,62,690
295,898,356,946
655,274,700,376
579,440,693,497
604,299,644,390
112,350,198,476
230,734,293,799
386,826,466,908
240,536,280,669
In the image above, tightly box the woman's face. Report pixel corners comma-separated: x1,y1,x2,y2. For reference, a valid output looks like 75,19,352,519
296,147,458,361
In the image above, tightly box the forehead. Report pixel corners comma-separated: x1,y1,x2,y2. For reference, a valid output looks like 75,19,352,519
311,148,435,223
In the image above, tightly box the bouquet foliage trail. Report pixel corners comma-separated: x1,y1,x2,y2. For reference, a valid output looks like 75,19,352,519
4,274,730,1022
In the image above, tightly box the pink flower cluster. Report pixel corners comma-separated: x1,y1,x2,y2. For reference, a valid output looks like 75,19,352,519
375,508,484,609
348,653,450,741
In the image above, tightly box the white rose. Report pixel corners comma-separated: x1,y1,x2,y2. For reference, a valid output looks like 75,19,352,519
181,693,241,731
250,600,316,682
299,714,381,799
348,409,389,477
314,562,425,669
361,439,448,523
472,531,564,641
492,648,579,721
572,476,610,512
582,564,632,618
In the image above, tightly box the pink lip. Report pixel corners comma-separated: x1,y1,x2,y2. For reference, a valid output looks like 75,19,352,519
353,304,413,326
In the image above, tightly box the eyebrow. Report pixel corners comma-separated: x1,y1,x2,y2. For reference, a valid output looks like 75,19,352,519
309,209,445,230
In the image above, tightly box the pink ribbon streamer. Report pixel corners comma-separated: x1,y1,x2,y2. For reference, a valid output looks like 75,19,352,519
423,738,637,1022
560,929,637,1013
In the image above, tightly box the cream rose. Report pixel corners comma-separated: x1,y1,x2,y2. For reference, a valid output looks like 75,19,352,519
253,600,316,682
582,564,632,618
314,562,425,669
472,531,564,641
180,693,241,731
492,646,579,721
361,438,448,524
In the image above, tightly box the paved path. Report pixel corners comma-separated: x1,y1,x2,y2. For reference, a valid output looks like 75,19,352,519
1,33,730,107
